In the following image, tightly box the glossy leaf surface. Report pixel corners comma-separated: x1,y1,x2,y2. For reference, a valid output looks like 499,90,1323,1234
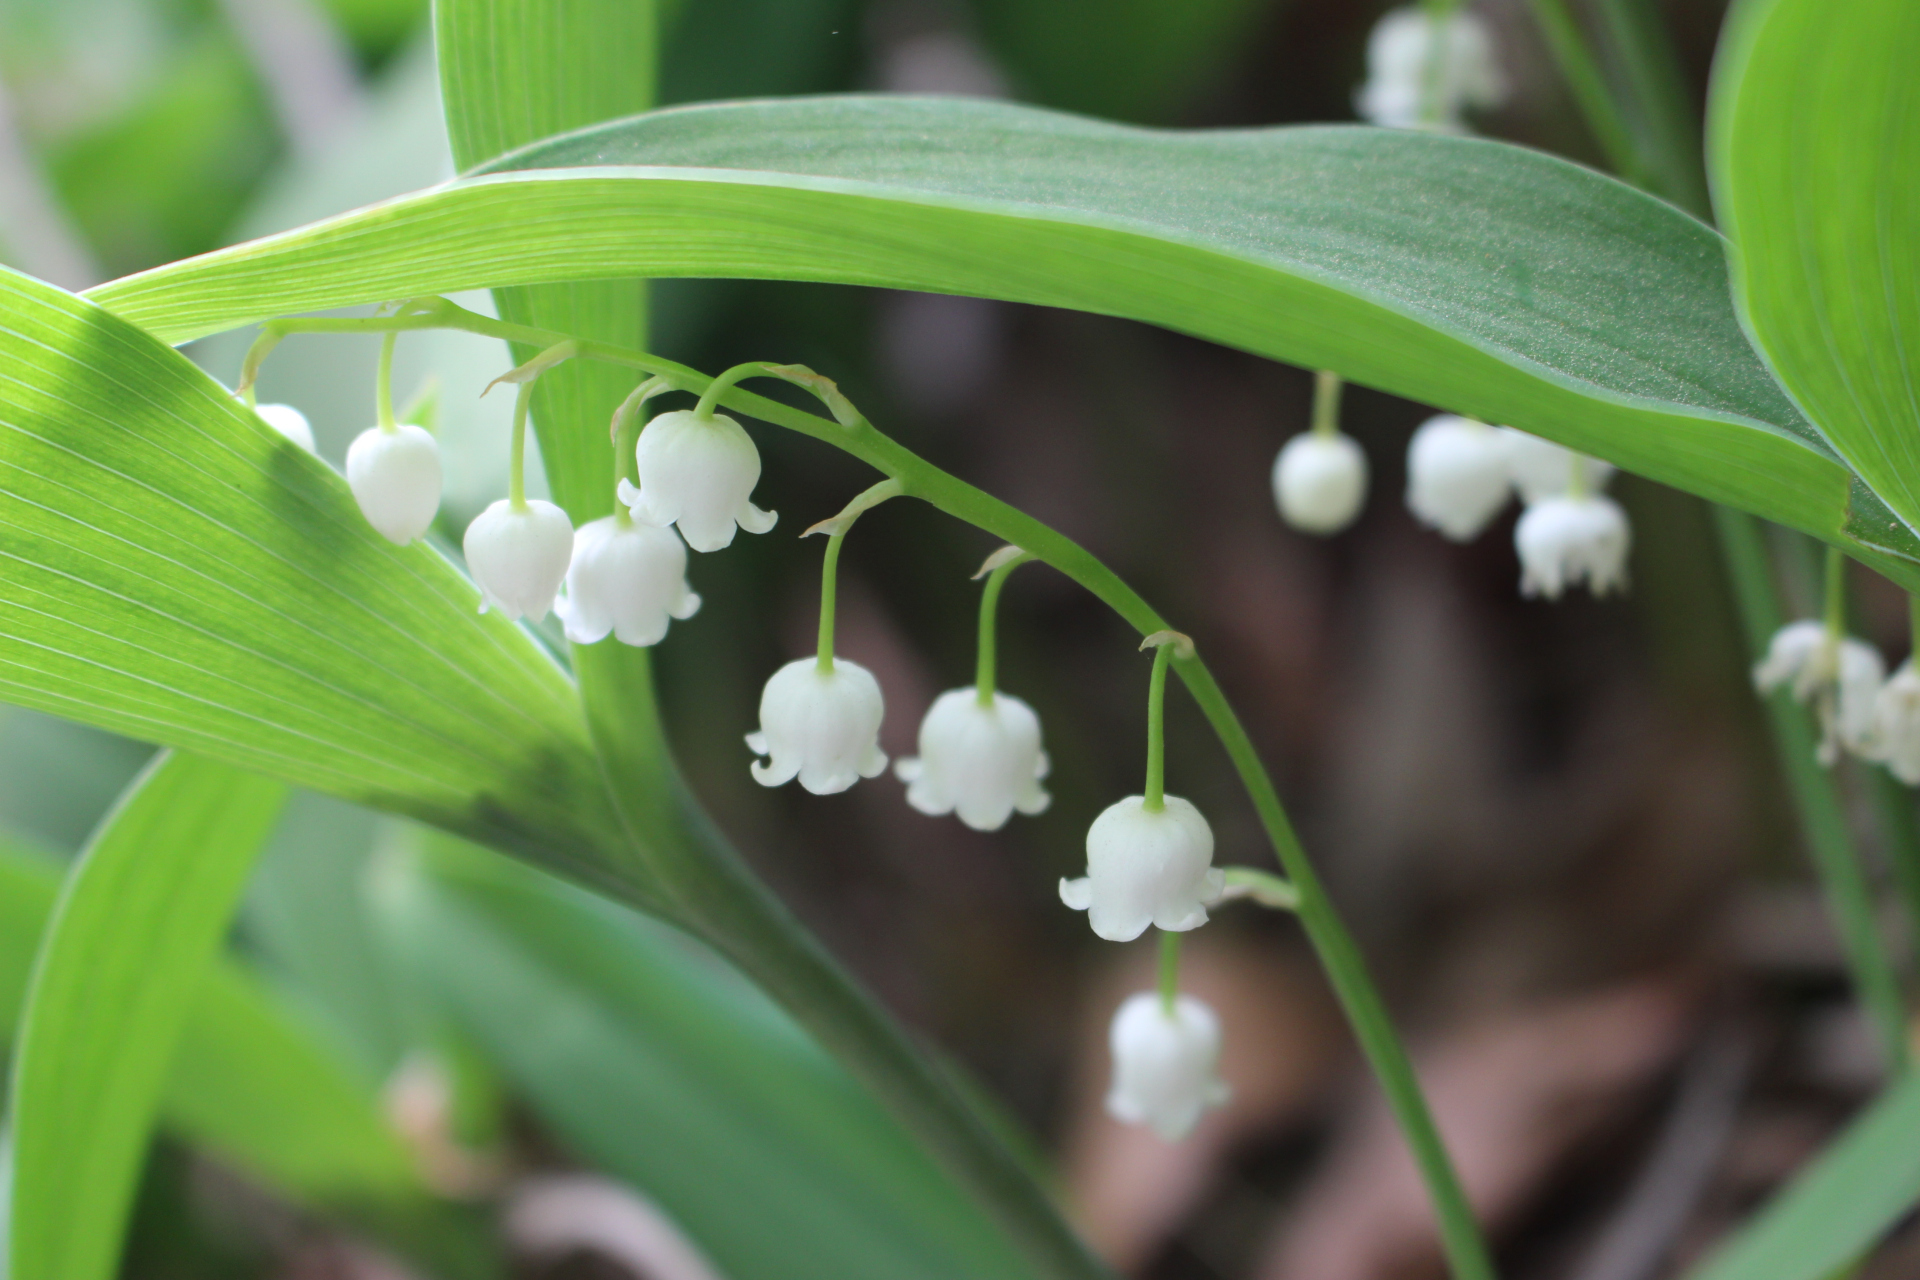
84,96,1906,573
1710,0,1920,535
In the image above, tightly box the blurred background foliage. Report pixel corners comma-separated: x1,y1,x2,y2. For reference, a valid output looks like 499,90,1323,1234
4,0,1916,1277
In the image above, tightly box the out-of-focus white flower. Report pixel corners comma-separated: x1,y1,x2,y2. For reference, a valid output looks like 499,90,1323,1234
1872,661,1920,783
1755,620,1886,765
1272,432,1368,534
556,516,700,647
345,424,442,544
1355,7,1506,132
618,409,777,553
249,400,316,452
1060,796,1223,943
747,657,888,794
1105,992,1231,1141
1515,493,1631,598
1406,414,1511,540
1498,428,1616,504
895,688,1050,831
463,499,574,621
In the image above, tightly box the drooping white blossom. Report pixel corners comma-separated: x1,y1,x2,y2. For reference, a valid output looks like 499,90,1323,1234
1872,661,1920,784
1355,7,1506,132
895,688,1050,831
747,657,888,795
1498,428,1616,504
1515,494,1631,598
1105,992,1231,1141
462,499,574,621
1405,414,1511,540
1755,620,1886,765
556,516,701,647
346,424,442,544
1060,795,1224,943
249,400,316,452
618,409,777,553
1272,432,1368,535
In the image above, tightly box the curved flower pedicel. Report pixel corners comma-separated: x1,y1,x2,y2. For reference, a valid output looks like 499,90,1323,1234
1060,632,1222,942
747,479,900,795
1105,992,1230,1141
345,336,442,545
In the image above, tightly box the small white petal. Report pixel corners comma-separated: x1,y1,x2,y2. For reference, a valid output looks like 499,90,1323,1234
1498,428,1615,504
626,410,777,552
1355,8,1505,131
346,424,442,544
1754,620,1832,701
1273,432,1368,535
747,657,888,795
560,516,699,648
1405,415,1510,541
894,688,1050,831
462,499,574,621
1753,621,1887,766
252,402,317,452
1063,795,1218,943
1836,638,1887,758
1514,494,1630,598
1105,992,1230,1141
1873,662,1920,784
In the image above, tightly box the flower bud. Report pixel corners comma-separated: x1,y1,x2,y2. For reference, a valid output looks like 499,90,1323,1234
556,516,700,647
618,409,777,553
345,424,442,544
1755,620,1886,765
1405,415,1510,540
1059,795,1223,943
248,400,316,452
462,499,574,621
1272,432,1368,534
1873,661,1920,784
1105,992,1230,1141
1355,7,1505,132
895,688,1050,831
1498,428,1615,504
747,657,888,795
1514,494,1630,598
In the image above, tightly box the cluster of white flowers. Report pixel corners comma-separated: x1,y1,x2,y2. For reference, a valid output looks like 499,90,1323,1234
1356,6,1506,133
1751,618,1920,776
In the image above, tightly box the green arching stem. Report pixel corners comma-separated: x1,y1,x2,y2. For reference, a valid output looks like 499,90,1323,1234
1220,866,1302,912
975,552,1033,705
1310,369,1343,439
1568,452,1589,500
1415,0,1464,131
1158,930,1181,1017
1824,544,1847,639
1143,642,1174,812
817,530,845,675
376,331,398,432
508,382,532,511
251,299,1495,1280
694,362,769,419
1522,0,1652,191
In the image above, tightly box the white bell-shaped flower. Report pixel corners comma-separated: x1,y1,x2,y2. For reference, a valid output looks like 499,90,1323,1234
747,657,888,794
462,499,573,622
617,409,777,553
895,688,1050,831
1272,432,1368,534
1105,992,1231,1141
1515,494,1631,598
1754,620,1886,765
1406,415,1511,540
1872,661,1920,784
1498,428,1616,504
345,424,442,544
245,400,316,452
1060,796,1224,943
556,516,700,647
1355,7,1506,132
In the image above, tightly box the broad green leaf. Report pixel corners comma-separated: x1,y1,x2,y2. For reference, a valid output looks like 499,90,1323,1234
1709,0,1920,535
0,266,647,905
8,752,286,1280
1685,1071,1920,1280
85,96,1914,578
0,834,493,1278
372,832,1038,1280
